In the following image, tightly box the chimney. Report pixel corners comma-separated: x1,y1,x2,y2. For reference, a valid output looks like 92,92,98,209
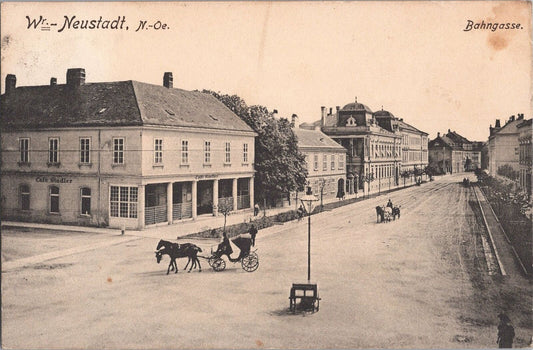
518,113,524,120
437,132,440,137
163,72,173,88
328,107,332,116
495,119,501,128
321,106,326,127
336,106,340,113
272,109,278,118
50,77,57,86
447,129,451,134
66,68,86,86
5,74,16,93
291,114,299,128
510,115,515,122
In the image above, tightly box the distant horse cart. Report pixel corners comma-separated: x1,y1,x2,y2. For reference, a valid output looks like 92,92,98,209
205,234,259,272
375,205,401,223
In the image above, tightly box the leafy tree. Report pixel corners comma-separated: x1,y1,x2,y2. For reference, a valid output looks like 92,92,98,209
203,90,308,207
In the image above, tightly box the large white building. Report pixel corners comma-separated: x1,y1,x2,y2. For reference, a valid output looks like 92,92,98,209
1,69,256,229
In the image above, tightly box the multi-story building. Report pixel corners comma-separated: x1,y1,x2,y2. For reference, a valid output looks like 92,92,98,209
291,115,346,203
487,114,524,178
1,68,256,229
302,100,403,194
517,118,532,194
374,110,428,174
428,130,483,174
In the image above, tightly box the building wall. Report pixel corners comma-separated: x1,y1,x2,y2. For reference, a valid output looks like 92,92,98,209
2,126,255,229
298,148,346,201
400,130,428,172
429,146,452,173
488,133,520,177
518,122,532,194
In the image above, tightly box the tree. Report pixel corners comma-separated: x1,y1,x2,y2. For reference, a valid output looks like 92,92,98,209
203,90,308,207
218,200,233,233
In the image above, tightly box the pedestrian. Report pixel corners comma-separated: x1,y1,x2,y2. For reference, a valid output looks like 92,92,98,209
254,203,260,216
297,204,305,221
497,313,515,348
386,199,393,208
249,224,258,247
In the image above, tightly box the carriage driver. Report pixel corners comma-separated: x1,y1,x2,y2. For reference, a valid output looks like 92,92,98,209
216,231,233,256
386,199,393,208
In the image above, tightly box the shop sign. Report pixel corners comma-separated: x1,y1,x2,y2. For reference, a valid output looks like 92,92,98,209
36,176,73,183
195,174,218,180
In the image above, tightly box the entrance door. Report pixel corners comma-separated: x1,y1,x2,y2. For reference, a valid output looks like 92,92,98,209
197,180,213,215
145,184,167,225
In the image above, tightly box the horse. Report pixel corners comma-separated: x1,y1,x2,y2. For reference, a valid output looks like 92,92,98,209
155,240,203,274
375,206,385,223
392,206,401,220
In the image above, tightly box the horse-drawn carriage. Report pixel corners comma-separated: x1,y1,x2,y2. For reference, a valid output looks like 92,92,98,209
375,204,401,223
207,234,259,272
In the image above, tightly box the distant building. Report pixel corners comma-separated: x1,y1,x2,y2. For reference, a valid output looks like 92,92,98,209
291,114,347,203
301,98,427,194
487,114,524,178
428,130,482,174
517,118,532,194
1,69,256,229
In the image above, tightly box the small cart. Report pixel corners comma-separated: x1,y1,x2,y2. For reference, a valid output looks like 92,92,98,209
289,283,320,313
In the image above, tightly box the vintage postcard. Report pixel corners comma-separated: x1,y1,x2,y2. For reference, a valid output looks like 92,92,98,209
1,1,531,349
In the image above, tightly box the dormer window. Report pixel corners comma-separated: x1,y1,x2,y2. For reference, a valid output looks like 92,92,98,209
346,117,357,126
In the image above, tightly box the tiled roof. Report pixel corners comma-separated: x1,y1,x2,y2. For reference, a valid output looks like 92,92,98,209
341,102,373,113
396,119,427,135
1,81,254,133
294,127,346,151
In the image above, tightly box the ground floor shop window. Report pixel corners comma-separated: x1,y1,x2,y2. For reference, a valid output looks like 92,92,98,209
110,186,138,218
49,186,59,213
20,184,30,210
81,187,91,215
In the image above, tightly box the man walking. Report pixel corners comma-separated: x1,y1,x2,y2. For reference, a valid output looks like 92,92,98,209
497,313,515,348
249,224,258,247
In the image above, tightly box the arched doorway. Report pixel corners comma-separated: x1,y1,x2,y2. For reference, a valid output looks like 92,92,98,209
337,178,345,198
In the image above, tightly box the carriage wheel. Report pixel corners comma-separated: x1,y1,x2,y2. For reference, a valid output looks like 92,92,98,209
207,255,216,267
212,258,226,272
241,253,259,272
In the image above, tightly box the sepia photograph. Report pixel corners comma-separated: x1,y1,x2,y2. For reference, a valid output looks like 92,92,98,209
1,1,532,349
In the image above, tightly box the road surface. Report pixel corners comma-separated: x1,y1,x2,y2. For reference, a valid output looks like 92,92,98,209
2,173,531,349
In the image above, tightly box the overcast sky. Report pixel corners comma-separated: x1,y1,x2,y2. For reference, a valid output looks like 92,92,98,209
1,1,531,141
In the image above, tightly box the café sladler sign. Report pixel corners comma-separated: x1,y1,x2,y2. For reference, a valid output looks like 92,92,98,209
36,176,73,183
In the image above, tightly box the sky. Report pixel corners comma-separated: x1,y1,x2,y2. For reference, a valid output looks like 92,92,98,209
1,1,531,141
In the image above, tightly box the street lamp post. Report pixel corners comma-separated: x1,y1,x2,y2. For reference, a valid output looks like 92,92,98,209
300,186,318,282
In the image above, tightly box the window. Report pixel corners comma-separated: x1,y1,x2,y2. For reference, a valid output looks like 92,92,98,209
81,187,91,215
339,154,344,170
113,138,124,164
331,155,335,170
323,154,327,171
314,154,318,171
154,139,163,164
20,184,30,210
181,140,189,164
225,142,231,163
243,143,248,163
48,138,59,164
19,138,30,163
49,186,59,213
110,186,138,218
204,141,211,164
80,138,90,164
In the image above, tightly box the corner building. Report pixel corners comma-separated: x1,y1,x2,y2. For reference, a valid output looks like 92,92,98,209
1,69,256,229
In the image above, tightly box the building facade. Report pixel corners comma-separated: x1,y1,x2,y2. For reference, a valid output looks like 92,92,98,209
1,69,256,229
487,115,524,178
517,118,532,194
428,130,483,174
292,117,346,203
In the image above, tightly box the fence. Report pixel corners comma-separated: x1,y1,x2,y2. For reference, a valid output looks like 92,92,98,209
145,205,167,226
172,202,193,221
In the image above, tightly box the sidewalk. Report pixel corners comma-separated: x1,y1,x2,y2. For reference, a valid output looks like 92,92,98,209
473,185,528,277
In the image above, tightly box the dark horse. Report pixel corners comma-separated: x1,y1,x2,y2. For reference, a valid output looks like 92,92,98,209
155,239,203,274
392,206,401,220
375,206,385,223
